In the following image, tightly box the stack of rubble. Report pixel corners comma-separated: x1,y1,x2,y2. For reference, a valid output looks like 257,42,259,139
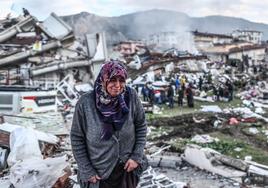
184,144,268,187
137,167,187,188
0,121,71,188
0,11,107,90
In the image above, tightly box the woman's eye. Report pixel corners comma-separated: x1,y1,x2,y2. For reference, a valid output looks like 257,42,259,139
109,77,125,83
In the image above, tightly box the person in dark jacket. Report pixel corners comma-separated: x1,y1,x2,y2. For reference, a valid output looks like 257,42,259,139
185,83,194,108
71,60,148,188
147,82,154,105
198,76,203,91
226,80,234,101
141,84,149,102
167,84,174,108
178,88,184,106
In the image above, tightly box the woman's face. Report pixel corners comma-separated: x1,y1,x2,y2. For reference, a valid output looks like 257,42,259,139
106,76,126,97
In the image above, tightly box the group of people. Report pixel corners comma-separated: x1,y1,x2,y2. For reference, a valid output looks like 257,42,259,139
175,75,195,108
141,83,176,108
139,74,195,108
211,80,234,102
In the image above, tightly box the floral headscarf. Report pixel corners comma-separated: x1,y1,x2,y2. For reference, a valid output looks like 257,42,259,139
94,60,130,140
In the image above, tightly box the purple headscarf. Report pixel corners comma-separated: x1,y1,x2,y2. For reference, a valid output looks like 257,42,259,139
94,60,130,140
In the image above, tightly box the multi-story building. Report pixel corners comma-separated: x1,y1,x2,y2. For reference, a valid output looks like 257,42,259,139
203,42,265,65
232,30,262,44
147,32,179,49
147,31,198,53
192,31,233,51
113,41,145,56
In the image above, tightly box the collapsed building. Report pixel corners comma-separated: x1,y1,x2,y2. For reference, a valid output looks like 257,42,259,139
0,12,108,113
0,11,111,188
0,12,108,86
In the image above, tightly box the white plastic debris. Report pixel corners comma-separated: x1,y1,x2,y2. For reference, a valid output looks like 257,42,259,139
10,156,68,188
201,105,222,113
248,127,259,135
7,127,43,166
262,130,268,136
234,147,243,152
242,100,254,108
213,120,222,128
194,96,215,102
199,91,207,98
153,105,162,114
244,156,252,161
191,134,219,144
255,107,265,114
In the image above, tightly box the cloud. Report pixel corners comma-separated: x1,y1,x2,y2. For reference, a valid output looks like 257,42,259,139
0,0,14,18
0,0,268,23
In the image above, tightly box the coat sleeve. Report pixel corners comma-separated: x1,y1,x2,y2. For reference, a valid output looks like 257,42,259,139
130,89,147,163
70,101,97,182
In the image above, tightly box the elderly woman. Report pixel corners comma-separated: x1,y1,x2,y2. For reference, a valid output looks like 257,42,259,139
71,60,147,188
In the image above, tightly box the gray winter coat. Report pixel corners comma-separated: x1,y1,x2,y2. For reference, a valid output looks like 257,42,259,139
70,88,147,184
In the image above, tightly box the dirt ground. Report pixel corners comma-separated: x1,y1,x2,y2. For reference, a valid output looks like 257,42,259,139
147,111,268,167
146,111,268,187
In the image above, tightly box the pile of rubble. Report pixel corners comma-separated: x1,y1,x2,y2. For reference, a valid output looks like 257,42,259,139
0,10,107,96
0,116,189,188
144,105,268,186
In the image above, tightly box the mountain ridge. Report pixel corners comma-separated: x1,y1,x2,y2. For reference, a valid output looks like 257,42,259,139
61,9,268,45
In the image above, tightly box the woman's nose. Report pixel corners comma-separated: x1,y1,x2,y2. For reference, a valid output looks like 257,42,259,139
114,80,121,86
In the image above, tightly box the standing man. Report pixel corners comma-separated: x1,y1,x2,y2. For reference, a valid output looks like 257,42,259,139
167,84,174,108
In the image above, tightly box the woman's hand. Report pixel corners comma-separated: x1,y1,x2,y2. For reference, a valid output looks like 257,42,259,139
89,175,101,183
124,159,139,172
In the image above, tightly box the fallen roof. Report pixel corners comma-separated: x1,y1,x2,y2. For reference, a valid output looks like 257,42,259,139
203,43,265,55
192,31,233,39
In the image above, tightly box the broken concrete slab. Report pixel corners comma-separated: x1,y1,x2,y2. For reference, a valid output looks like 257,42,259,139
148,155,182,168
248,165,268,176
39,13,73,40
0,15,36,43
183,144,246,180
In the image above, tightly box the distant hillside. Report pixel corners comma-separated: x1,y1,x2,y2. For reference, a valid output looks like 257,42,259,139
62,9,268,45
62,12,127,45
191,15,268,39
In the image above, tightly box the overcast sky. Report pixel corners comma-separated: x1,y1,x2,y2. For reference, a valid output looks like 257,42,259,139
0,0,267,24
